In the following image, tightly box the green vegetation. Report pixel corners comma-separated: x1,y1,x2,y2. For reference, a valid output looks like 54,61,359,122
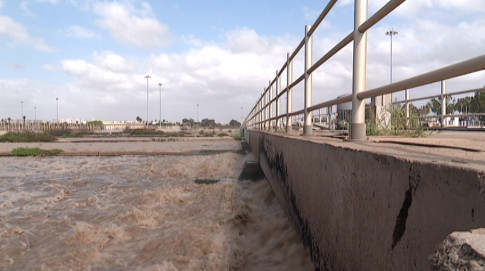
63,133,83,138
11,147,63,156
0,132,56,142
217,132,229,137
366,105,428,137
233,134,243,141
199,130,216,137
124,129,187,137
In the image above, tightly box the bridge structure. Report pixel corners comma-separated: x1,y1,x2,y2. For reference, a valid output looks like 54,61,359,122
242,0,485,270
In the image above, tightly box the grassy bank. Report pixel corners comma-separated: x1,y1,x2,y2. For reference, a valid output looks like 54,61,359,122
0,132,56,142
11,147,63,156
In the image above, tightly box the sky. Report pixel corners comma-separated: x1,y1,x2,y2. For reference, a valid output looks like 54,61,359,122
0,0,484,123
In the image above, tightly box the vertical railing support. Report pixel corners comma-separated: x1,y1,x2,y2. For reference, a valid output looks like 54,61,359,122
268,81,273,130
286,52,294,133
350,0,368,140
275,70,280,130
405,89,410,128
263,90,267,130
441,80,447,127
304,25,313,136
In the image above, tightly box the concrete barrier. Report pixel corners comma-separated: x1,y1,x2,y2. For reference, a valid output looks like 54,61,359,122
247,130,485,270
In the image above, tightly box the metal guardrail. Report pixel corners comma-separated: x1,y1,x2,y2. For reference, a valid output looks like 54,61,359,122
242,0,485,139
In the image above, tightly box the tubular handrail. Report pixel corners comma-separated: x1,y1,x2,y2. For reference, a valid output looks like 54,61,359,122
243,0,484,136
307,0,338,37
393,87,485,104
308,32,354,75
357,55,485,100
358,0,405,33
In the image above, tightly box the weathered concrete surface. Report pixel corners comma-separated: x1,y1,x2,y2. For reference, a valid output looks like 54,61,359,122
430,228,485,270
247,130,485,270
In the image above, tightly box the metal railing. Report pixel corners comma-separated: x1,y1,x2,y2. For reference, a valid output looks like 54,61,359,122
242,0,485,140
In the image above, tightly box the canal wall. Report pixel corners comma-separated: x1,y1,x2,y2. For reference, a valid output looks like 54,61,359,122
247,130,485,270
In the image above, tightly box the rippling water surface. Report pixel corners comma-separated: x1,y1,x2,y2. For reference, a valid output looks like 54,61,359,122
0,153,314,270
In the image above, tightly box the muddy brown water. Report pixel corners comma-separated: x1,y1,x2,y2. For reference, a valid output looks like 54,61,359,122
0,153,314,270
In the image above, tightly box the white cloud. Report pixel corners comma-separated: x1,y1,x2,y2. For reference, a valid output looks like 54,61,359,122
51,28,300,122
94,1,172,49
42,64,56,71
93,51,134,73
0,15,55,52
65,25,99,40
61,59,133,91
35,0,60,3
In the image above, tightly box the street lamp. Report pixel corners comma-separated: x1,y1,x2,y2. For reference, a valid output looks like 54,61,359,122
21,101,24,129
159,82,162,129
197,104,199,124
385,29,398,105
145,75,151,127
386,29,398,83
56,98,59,123
34,106,36,122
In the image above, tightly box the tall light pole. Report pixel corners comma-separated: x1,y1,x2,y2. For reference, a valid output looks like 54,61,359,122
197,104,199,124
21,101,24,129
386,29,398,83
56,98,59,123
145,75,151,127
34,106,36,122
159,82,162,129
386,29,398,102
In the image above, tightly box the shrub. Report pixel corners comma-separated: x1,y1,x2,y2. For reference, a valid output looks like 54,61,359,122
11,147,63,156
0,132,56,142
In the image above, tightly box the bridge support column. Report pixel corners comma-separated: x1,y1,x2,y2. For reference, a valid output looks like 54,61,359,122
350,0,368,140
304,25,313,136
286,52,294,133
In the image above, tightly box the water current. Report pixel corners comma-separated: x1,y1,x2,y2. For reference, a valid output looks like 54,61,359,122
0,153,314,270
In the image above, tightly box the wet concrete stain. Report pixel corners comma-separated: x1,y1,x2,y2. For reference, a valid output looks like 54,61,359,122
260,135,328,270
392,165,421,249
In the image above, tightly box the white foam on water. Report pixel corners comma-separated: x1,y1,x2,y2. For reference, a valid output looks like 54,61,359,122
0,153,314,270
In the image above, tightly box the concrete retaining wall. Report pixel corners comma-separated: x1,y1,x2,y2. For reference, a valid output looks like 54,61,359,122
248,130,485,270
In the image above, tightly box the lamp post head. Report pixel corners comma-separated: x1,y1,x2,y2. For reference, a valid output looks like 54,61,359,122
145,75,151,79
386,29,398,36
159,83,162,87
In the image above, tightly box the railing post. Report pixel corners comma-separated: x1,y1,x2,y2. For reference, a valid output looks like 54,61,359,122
260,94,263,130
268,81,273,130
263,90,268,130
441,80,447,127
405,89,410,128
304,24,313,136
286,52,294,133
275,70,280,130
350,0,368,140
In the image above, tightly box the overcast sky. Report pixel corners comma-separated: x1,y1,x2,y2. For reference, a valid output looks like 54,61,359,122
0,0,484,123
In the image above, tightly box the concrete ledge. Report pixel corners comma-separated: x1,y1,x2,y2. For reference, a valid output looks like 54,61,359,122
248,130,485,270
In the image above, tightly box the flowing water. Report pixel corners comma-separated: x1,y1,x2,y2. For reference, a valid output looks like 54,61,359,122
0,153,314,270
